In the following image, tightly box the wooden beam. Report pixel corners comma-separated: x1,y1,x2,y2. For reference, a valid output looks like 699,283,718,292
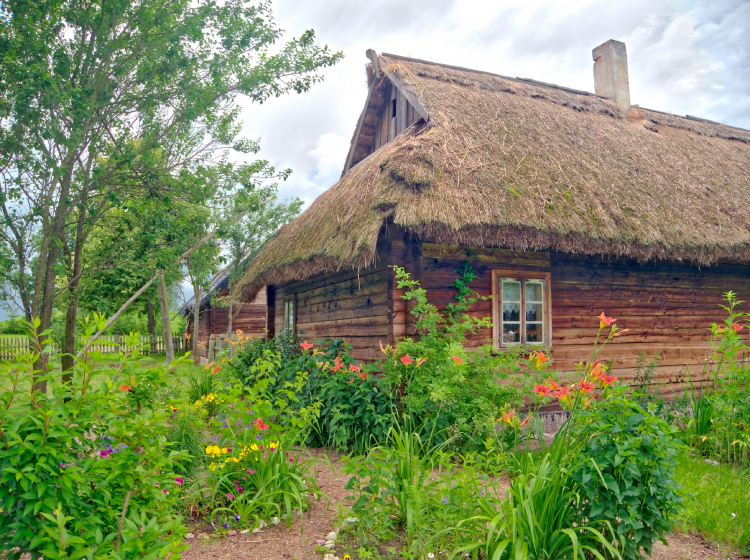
378,56,429,122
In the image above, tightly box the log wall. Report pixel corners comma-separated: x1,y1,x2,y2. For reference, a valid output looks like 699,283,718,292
271,235,392,361
419,242,750,398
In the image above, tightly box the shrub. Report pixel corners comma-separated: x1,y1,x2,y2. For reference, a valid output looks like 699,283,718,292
0,321,188,559
570,389,682,560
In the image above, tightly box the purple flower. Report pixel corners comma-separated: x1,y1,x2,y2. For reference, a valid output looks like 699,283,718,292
77,453,85,459
234,515,240,521
121,444,128,449
60,462,65,469
175,477,184,485
226,492,234,500
222,423,228,428
255,435,263,440
154,482,159,487
223,522,229,528
99,451,109,458
107,436,113,441
442,496,448,504
245,469,255,475
480,491,485,497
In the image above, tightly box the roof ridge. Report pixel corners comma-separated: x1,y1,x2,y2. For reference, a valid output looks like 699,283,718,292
381,52,750,134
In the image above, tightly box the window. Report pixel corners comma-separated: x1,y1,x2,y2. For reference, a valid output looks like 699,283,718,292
282,296,295,334
492,270,551,348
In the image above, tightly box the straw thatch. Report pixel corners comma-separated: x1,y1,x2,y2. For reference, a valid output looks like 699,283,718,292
238,53,750,301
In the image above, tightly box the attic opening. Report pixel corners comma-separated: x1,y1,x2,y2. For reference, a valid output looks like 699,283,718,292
345,78,425,172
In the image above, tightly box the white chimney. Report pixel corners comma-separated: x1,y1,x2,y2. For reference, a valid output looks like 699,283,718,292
592,40,631,112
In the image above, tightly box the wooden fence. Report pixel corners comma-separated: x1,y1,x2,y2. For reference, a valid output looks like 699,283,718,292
0,334,187,361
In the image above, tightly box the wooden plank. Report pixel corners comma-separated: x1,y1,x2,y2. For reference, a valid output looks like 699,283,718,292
397,88,407,135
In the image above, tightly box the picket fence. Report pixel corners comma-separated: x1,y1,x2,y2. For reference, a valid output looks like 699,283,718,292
0,334,186,361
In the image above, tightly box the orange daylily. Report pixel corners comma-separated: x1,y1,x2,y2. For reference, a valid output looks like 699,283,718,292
501,410,517,425
415,357,428,367
119,384,132,392
597,312,616,329
529,351,549,368
349,363,361,373
400,354,414,366
553,386,571,404
533,383,552,397
577,379,595,394
357,372,368,381
300,341,313,352
597,374,617,387
331,355,344,372
732,323,745,332
451,355,464,366
588,362,603,379
544,377,560,391
612,329,630,337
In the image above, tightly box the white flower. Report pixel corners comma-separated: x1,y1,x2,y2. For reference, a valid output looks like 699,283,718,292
428,554,435,559
732,513,736,517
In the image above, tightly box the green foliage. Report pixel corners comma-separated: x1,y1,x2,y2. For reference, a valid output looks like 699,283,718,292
570,389,682,560
378,266,528,452
0,321,189,559
0,316,27,335
685,292,750,465
227,333,392,453
454,454,620,560
673,451,750,555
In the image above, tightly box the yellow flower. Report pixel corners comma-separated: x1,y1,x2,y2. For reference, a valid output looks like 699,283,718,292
269,441,279,450
250,444,259,452
208,462,217,472
205,445,222,457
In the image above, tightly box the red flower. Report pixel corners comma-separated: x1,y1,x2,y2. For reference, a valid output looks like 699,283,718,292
254,418,269,430
597,312,616,329
451,356,464,365
347,377,355,384
349,363,361,373
331,355,344,372
400,354,414,366
597,374,617,387
577,379,595,394
553,386,571,403
211,365,221,375
300,341,313,352
533,383,552,397
732,323,745,332
119,384,132,392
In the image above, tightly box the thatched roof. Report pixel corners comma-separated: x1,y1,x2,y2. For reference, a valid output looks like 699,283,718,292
238,52,750,301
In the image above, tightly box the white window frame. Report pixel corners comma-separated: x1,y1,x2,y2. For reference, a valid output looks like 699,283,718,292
491,270,552,349
282,295,296,334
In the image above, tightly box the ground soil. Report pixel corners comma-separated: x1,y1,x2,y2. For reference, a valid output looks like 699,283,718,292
183,449,747,560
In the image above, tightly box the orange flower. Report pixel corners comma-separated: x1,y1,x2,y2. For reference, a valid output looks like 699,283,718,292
588,362,603,379
533,383,552,397
597,374,617,387
545,377,560,391
519,414,532,428
732,323,745,332
331,356,344,372
400,354,414,366
349,363,361,373
119,384,132,392
347,377,355,384
300,341,313,353
211,365,221,375
357,372,368,381
577,379,595,394
416,357,428,367
553,386,571,403
451,356,464,365
502,410,516,425
597,312,616,329
612,329,630,337
529,351,549,368
254,418,269,430
379,340,389,355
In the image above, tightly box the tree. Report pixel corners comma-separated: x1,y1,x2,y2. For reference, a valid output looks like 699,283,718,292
0,0,342,386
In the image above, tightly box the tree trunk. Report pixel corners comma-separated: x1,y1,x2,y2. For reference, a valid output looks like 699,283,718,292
147,300,157,353
157,270,174,365
192,284,201,365
61,202,87,382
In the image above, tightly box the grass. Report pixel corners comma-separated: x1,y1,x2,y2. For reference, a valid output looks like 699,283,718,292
673,450,750,555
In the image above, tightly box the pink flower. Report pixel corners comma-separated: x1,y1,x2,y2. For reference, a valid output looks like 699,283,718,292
255,418,269,430
226,493,234,500
400,354,414,366
597,312,616,329
300,340,313,352
732,323,745,332
533,383,552,397
174,477,183,485
163,490,169,494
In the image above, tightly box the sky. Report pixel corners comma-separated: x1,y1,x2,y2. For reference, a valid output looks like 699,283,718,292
237,0,750,209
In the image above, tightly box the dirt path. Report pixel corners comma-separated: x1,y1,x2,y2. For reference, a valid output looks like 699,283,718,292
183,450,746,560
182,449,349,560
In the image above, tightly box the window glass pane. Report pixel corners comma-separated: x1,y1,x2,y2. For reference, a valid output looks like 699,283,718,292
502,323,521,344
503,302,520,322
525,281,543,302
502,280,521,302
526,303,542,322
526,323,543,343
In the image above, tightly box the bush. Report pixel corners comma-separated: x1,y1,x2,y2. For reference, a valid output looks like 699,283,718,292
570,389,682,560
0,322,188,559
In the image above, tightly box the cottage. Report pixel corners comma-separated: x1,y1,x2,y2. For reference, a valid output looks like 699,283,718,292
182,264,267,354
237,41,750,398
